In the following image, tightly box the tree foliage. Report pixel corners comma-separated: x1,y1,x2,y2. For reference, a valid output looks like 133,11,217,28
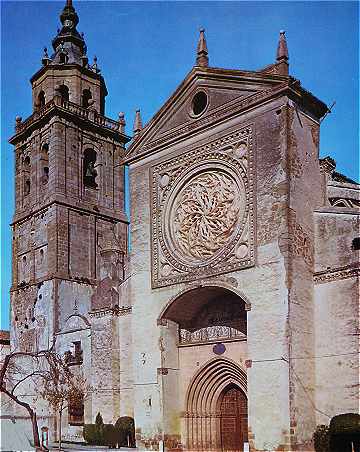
39,352,89,450
313,424,330,452
0,346,88,451
83,414,136,448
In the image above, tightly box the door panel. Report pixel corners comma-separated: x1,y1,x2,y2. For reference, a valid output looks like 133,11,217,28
220,386,248,452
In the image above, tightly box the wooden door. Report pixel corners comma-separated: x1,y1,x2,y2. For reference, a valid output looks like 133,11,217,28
220,386,248,452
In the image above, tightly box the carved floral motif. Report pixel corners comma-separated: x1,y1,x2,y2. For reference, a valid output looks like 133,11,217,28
172,171,241,261
150,126,255,288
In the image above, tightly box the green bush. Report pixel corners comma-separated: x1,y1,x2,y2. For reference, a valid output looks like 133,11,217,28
313,424,330,452
95,412,105,445
83,424,98,445
83,413,136,448
330,413,360,434
83,412,106,446
95,412,104,428
103,424,117,448
114,416,135,447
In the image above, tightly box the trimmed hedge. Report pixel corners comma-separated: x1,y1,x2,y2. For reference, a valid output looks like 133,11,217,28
84,413,136,448
84,412,105,446
114,416,135,447
83,424,99,445
313,425,330,452
313,414,360,452
330,413,360,434
103,424,117,447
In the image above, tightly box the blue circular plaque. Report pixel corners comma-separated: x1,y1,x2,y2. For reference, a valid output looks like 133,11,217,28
213,343,226,355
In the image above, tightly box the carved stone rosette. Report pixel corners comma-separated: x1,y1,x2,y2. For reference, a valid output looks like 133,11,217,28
150,126,255,288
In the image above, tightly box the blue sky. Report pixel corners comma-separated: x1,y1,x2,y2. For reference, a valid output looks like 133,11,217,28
1,1,359,330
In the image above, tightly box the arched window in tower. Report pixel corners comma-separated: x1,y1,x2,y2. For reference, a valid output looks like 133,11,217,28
41,143,49,160
83,149,98,188
38,91,46,108
59,51,69,64
23,156,31,196
82,89,92,108
58,85,69,103
42,167,49,185
24,179,31,196
40,144,49,185
23,156,31,169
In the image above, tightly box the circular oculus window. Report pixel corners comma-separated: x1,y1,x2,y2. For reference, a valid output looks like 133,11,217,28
191,91,208,117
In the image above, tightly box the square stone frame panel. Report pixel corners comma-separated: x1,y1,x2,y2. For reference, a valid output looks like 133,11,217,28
150,125,256,288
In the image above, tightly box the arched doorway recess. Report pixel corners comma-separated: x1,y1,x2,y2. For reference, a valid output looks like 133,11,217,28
159,286,249,451
184,357,248,451
159,285,248,346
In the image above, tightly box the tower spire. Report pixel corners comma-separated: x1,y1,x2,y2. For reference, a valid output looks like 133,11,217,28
276,30,289,62
276,30,289,75
51,0,86,64
196,28,209,67
133,109,143,138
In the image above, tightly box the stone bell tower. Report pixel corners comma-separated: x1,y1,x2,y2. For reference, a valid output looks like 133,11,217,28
9,0,129,363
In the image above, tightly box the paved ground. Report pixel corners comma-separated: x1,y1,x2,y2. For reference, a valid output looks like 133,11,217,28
49,445,140,452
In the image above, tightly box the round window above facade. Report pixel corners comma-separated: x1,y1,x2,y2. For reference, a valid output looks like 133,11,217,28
191,91,208,116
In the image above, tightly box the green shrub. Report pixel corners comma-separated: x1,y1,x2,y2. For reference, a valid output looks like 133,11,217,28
313,424,330,452
103,424,117,448
95,412,105,445
83,424,98,445
83,412,106,446
114,416,135,447
95,412,104,428
330,413,360,434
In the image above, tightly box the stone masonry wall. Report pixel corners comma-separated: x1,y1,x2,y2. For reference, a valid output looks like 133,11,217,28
90,312,121,424
129,96,294,451
285,106,322,447
314,212,359,425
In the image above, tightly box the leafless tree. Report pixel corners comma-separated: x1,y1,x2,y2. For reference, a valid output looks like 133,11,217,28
0,345,89,451
0,348,54,449
39,352,89,451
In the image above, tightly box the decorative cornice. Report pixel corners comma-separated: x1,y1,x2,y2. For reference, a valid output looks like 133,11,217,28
9,98,130,145
319,156,336,175
314,265,360,284
88,306,132,318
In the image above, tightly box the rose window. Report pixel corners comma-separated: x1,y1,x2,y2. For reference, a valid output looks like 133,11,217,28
167,169,244,264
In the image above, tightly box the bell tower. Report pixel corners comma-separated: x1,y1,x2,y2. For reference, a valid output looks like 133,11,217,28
9,0,130,354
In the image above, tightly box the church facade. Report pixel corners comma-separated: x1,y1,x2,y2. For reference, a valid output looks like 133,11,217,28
7,1,359,451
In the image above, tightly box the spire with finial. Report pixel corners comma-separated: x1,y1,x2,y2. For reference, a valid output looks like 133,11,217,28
51,0,86,65
91,56,101,73
196,28,208,67
133,109,143,138
118,112,126,134
42,47,51,66
276,30,289,75
276,30,289,62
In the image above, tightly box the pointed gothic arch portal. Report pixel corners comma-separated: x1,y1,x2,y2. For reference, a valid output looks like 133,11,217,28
185,358,248,451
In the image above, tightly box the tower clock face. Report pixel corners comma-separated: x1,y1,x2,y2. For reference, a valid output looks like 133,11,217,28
64,19,73,28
